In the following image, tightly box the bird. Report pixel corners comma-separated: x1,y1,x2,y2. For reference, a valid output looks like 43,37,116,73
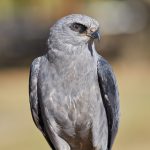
29,14,120,150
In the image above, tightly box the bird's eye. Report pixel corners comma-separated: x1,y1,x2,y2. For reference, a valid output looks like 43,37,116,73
70,23,87,33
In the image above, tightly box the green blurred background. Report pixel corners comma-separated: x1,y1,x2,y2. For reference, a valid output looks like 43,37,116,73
0,0,150,150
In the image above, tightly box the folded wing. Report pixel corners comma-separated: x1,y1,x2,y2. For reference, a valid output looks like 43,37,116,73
29,57,55,150
97,56,120,150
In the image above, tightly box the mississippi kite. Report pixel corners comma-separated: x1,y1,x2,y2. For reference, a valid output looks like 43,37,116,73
29,14,120,150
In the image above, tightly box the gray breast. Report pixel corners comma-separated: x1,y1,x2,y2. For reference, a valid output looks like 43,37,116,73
38,53,107,149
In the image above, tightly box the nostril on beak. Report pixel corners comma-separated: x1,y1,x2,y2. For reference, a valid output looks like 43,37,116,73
86,28,100,40
90,28,96,33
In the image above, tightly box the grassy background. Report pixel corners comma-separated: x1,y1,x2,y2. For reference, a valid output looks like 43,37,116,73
0,62,150,150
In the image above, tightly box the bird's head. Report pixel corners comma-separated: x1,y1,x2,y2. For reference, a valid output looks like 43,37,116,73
48,14,100,50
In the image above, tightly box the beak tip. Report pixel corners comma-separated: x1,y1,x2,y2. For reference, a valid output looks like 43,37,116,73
90,30,100,40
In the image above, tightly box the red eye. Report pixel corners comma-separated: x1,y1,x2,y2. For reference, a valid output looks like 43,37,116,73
74,24,79,29
70,23,87,33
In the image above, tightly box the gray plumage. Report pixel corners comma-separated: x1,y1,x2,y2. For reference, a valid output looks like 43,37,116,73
29,14,120,150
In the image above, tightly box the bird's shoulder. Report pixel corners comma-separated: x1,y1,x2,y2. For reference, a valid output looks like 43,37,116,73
30,57,42,76
30,55,49,79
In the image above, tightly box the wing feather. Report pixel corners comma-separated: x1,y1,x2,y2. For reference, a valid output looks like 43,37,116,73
29,57,55,150
97,55,120,150
29,57,42,129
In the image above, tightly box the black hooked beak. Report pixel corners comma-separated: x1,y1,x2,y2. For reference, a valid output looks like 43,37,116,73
91,30,100,40
87,29,100,40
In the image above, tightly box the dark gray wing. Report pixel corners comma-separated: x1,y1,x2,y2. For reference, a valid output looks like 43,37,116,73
29,57,41,129
97,55,120,150
29,57,55,150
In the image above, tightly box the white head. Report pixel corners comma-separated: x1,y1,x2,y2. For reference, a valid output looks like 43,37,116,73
48,14,100,52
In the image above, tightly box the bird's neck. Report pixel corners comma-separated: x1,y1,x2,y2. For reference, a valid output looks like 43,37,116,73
46,42,98,71
46,43,98,79
47,42,86,60
48,40,97,58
